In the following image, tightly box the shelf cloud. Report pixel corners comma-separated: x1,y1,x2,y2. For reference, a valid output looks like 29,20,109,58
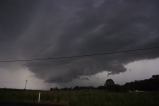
0,0,159,85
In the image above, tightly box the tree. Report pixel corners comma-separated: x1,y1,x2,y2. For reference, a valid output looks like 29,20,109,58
104,79,115,87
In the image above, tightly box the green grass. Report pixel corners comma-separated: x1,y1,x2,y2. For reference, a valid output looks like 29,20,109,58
0,90,159,106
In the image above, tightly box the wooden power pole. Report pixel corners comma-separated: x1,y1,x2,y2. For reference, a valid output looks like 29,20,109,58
24,80,28,90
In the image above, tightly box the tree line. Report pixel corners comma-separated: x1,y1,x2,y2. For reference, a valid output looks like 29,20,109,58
50,75,159,92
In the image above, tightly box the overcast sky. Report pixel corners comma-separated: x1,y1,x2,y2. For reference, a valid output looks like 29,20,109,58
0,0,159,89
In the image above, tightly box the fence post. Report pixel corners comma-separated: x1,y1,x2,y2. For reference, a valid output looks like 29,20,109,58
38,92,41,103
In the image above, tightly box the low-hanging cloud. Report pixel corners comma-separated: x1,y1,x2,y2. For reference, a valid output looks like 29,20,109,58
0,0,159,84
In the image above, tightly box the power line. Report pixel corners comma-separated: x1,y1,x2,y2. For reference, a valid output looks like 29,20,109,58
0,46,159,63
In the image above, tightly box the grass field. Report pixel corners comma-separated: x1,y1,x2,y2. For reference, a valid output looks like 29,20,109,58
0,89,159,106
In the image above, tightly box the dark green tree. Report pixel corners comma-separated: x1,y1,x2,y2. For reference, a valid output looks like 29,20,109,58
104,79,115,87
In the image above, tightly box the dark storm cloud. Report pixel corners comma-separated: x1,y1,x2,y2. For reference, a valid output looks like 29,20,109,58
0,0,38,59
1,0,159,84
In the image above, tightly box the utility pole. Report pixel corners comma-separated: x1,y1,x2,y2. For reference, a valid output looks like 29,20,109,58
24,80,28,90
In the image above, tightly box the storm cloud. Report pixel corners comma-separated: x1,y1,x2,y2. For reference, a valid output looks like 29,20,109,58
0,0,159,85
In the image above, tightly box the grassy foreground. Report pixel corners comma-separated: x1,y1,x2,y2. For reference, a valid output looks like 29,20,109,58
0,89,159,106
